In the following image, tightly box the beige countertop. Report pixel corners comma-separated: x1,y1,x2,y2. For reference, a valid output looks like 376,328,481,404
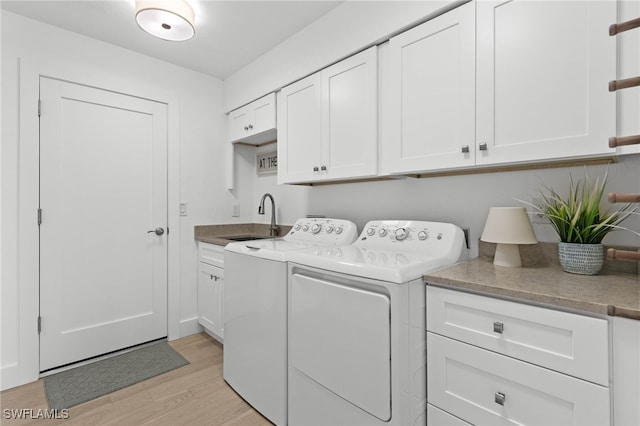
194,223,293,246
424,243,640,320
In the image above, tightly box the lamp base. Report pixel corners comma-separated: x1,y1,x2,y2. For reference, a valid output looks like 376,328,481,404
493,243,522,267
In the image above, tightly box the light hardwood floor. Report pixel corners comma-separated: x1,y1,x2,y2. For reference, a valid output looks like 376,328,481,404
0,333,272,426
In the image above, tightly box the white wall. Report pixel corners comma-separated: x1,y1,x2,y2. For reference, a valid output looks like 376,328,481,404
0,11,233,390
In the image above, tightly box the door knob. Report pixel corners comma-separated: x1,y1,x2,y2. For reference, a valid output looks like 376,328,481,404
147,227,165,235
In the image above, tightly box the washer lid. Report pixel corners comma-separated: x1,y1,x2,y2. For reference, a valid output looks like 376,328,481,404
225,238,325,261
287,244,463,283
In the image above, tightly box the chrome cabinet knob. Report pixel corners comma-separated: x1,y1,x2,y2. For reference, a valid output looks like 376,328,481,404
495,392,506,406
320,165,327,171
313,166,319,172
479,142,488,151
147,227,165,235
461,145,470,153
493,321,504,334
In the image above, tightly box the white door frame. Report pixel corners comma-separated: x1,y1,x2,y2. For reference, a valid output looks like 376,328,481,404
12,57,181,387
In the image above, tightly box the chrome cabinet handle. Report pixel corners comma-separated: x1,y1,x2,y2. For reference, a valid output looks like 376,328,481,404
493,321,504,334
313,166,319,172
320,165,327,171
495,392,506,406
247,124,253,130
479,142,488,151
461,145,470,153
147,227,165,235
210,274,220,281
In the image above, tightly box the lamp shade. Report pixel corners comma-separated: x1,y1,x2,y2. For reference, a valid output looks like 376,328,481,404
135,0,195,41
481,207,537,244
481,207,537,267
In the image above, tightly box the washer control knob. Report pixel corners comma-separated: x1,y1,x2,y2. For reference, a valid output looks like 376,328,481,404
325,225,334,234
366,228,375,236
418,231,428,241
294,223,302,231
379,228,388,237
311,224,322,234
302,224,309,232
335,227,343,235
395,228,408,241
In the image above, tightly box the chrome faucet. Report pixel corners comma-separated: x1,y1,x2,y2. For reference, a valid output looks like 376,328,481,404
258,193,279,237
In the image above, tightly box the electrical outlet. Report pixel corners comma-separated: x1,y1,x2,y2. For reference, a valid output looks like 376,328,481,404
232,204,240,217
530,197,548,224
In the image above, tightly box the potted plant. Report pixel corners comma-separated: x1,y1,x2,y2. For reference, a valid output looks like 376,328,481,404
527,169,638,275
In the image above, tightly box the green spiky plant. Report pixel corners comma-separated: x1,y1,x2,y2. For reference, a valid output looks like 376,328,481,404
528,170,638,244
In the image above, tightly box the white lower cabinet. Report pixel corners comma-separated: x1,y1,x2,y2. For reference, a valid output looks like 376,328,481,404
426,286,611,426
197,242,224,341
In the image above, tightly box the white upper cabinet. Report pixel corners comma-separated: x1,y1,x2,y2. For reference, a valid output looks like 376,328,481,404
228,92,276,145
383,0,616,175
278,46,378,184
383,2,476,174
476,0,616,166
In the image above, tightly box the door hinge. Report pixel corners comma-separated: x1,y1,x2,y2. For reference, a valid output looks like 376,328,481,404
37,316,42,334
38,99,41,117
37,208,42,226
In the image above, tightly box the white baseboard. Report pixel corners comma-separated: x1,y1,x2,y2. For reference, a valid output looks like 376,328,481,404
177,317,203,340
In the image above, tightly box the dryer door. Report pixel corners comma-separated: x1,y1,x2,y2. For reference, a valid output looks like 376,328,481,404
291,273,391,421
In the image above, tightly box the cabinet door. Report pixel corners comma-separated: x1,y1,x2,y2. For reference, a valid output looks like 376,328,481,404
384,2,475,174
252,92,276,136
228,105,251,143
198,262,224,339
476,0,615,165
321,46,378,180
278,74,322,183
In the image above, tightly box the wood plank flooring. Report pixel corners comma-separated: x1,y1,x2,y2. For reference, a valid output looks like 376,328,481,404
0,333,272,426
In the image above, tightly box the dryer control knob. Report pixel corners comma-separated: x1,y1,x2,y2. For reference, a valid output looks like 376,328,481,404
335,227,343,235
366,228,375,236
294,223,302,231
325,225,334,234
395,228,408,241
418,231,428,241
311,224,322,234
302,224,310,232
379,228,388,237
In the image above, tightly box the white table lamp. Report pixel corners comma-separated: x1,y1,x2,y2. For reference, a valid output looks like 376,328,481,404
481,207,537,267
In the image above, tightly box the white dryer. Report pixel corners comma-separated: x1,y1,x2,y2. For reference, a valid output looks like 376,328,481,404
286,220,467,426
223,218,357,426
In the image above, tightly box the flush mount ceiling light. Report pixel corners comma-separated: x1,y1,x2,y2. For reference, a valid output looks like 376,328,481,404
135,0,195,41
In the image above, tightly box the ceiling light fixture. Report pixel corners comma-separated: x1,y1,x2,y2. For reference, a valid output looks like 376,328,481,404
135,0,195,42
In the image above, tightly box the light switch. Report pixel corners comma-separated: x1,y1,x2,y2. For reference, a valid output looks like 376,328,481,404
232,204,240,217
180,203,188,216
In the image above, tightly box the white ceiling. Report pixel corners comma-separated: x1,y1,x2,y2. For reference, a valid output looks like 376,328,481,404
1,0,342,80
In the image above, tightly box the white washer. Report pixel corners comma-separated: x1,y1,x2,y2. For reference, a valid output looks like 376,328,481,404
223,218,357,426
286,220,467,426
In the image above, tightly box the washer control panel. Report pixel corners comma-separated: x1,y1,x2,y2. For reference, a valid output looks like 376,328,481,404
288,218,357,244
357,220,464,252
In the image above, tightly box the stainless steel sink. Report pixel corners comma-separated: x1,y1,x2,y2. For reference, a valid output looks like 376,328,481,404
225,235,271,242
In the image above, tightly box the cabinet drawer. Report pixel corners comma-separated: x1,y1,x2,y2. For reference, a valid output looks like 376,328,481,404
427,333,610,426
426,286,608,385
199,242,224,268
427,404,471,426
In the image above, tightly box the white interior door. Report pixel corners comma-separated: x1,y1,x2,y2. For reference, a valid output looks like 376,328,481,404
39,77,168,371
